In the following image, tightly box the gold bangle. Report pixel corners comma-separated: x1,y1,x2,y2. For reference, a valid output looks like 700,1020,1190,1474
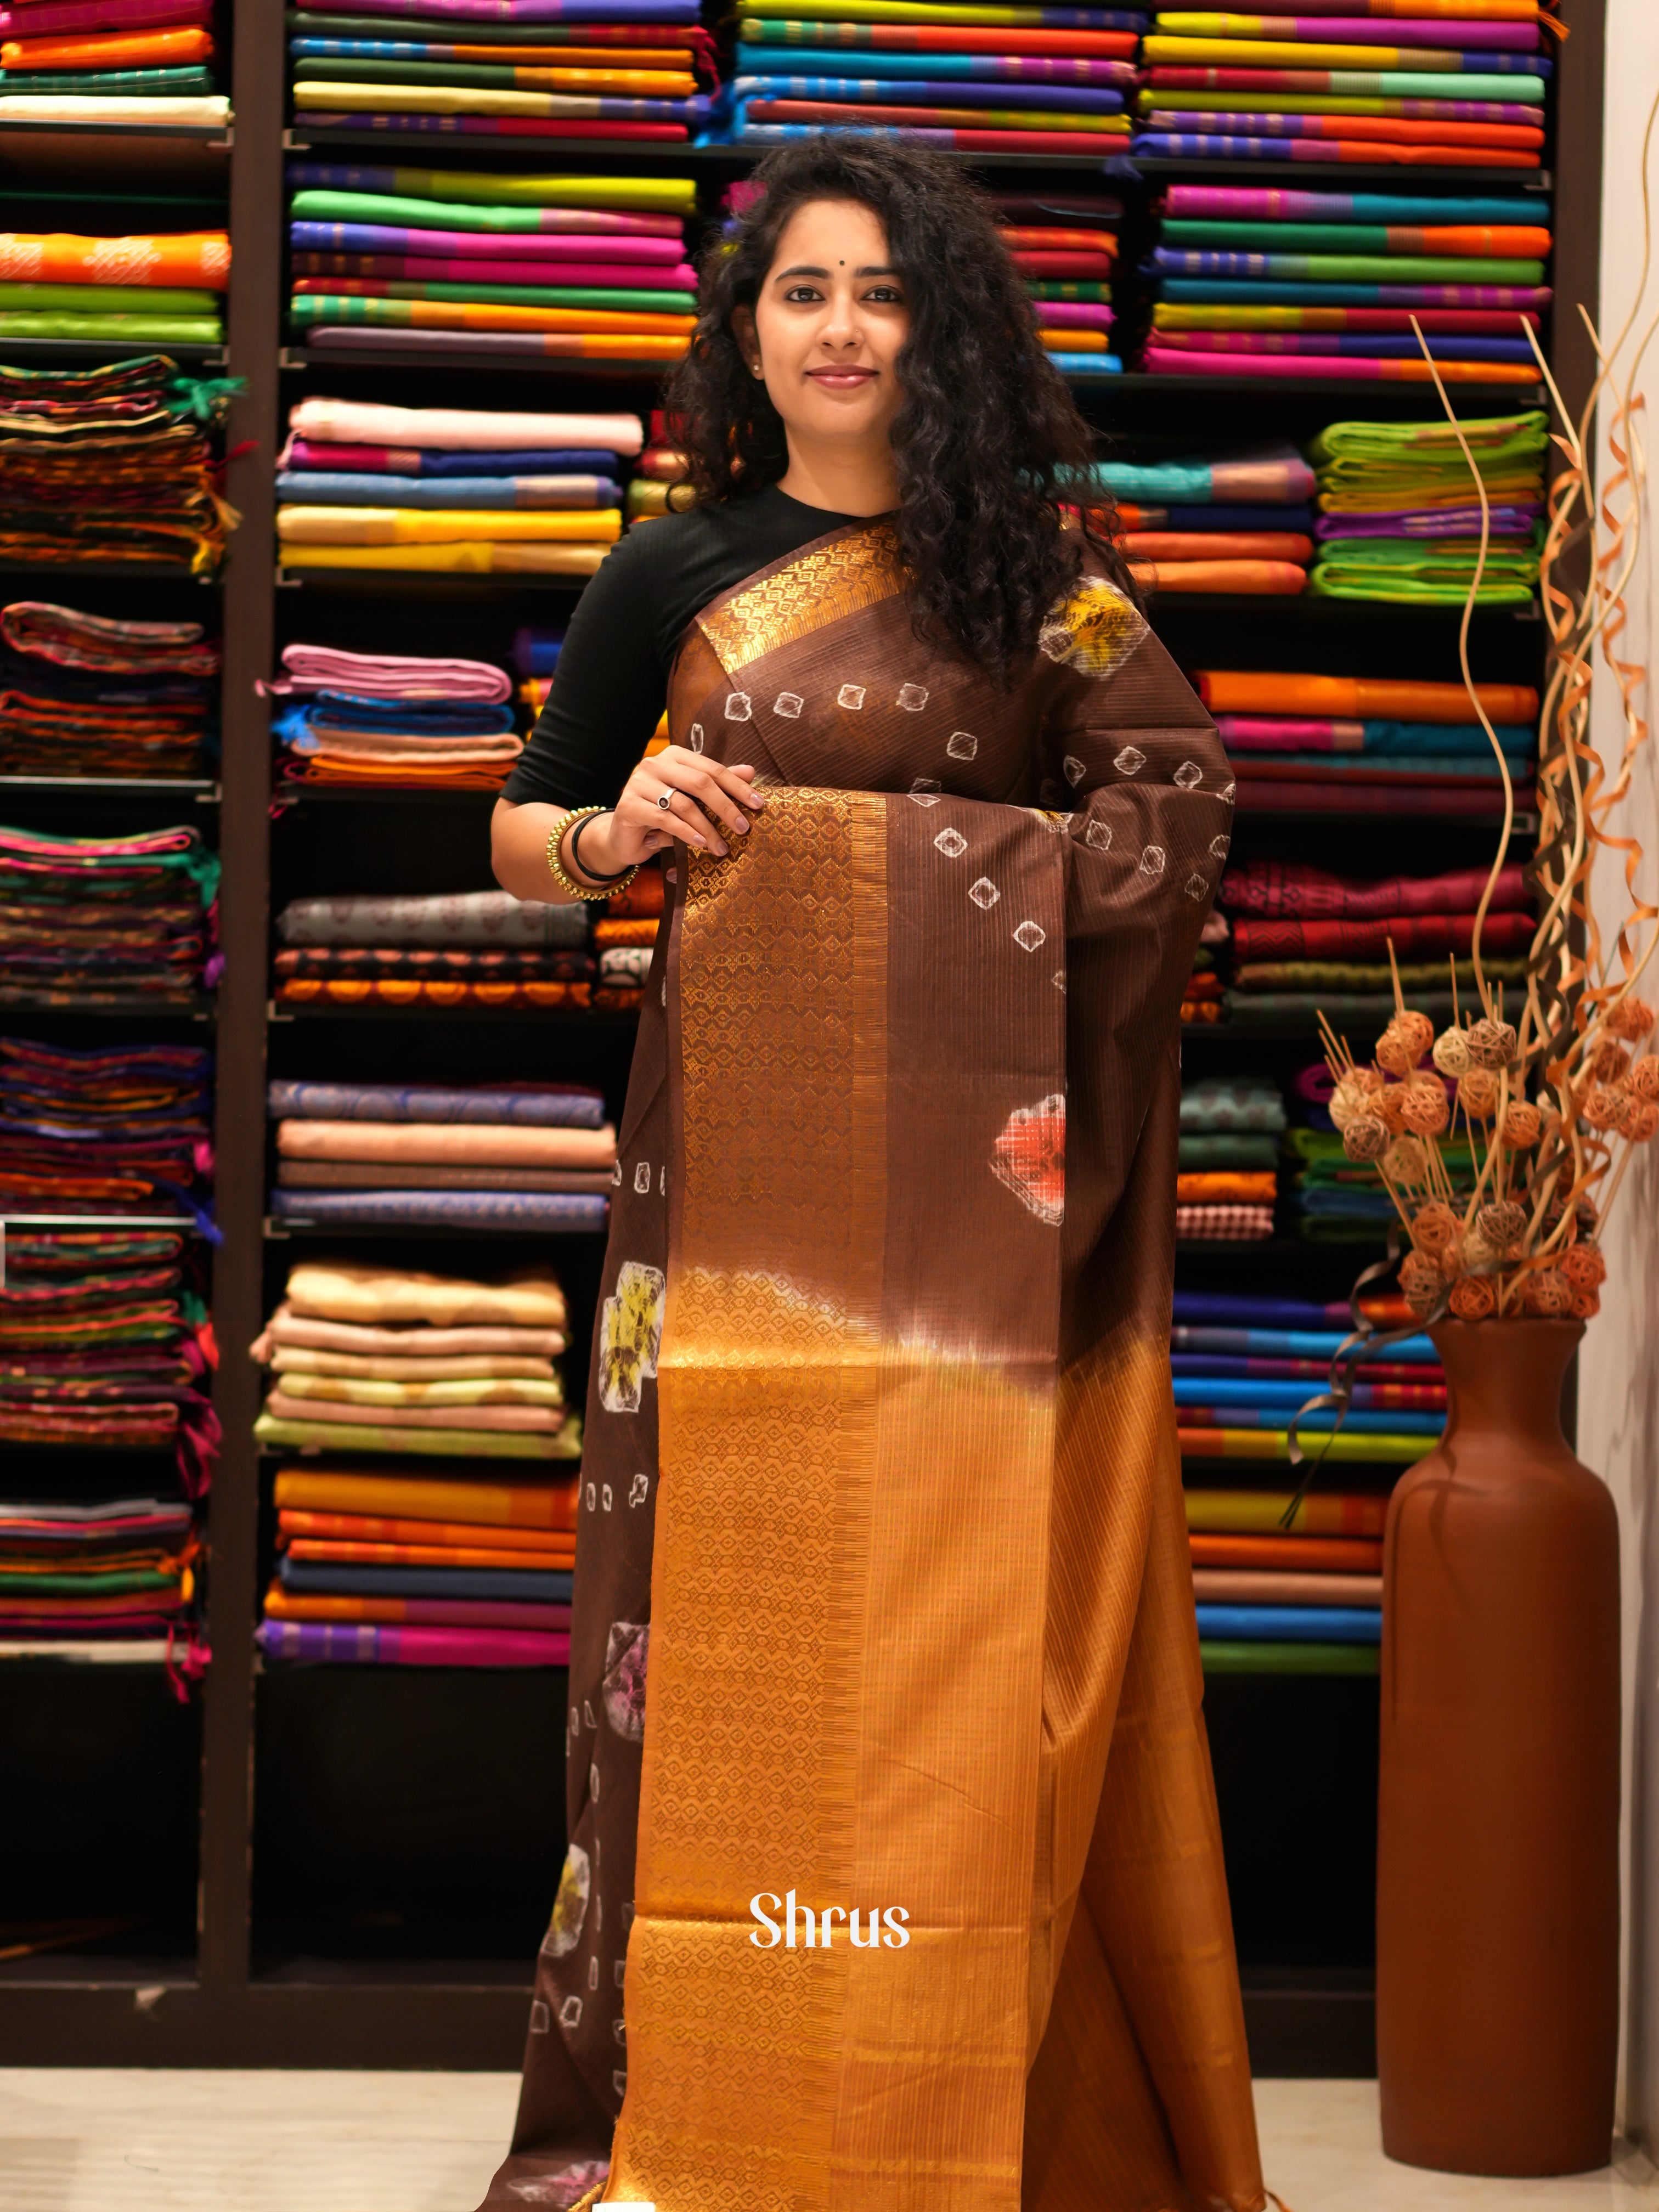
546,806,635,902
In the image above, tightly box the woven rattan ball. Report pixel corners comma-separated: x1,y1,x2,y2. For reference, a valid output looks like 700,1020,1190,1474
1592,1039,1631,1083
1498,1101,1542,1149
1409,1199,1461,1256
1376,1084,1410,1133
1466,1017,1518,1070
1475,1199,1527,1253
1399,1079,1450,1136
1432,1027,1472,1077
1448,1274,1497,1321
1458,1068,1499,1119
1609,995,1656,1042
1623,1099,1659,1143
1584,1084,1626,1131
1329,1073,1376,1131
1560,1242,1607,1291
1400,1250,1444,1317
1630,1053,1659,1102
1342,1114,1389,1162
1570,1289,1602,1320
1377,1013,1433,1073
1383,1136,1429,1182
1522,1268,1573,1317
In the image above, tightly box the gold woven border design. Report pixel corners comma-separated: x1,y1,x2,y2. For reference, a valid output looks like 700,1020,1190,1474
696,524,906,675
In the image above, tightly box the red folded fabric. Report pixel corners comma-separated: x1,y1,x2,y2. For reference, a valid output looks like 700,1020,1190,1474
1232,910,1533,960
1222,858,1530,919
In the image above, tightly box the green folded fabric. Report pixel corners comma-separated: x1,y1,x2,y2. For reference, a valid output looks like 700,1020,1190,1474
255,1412,583,1459
1232,956,1529,994
0,283,219,314
1178,1133,1280,1171
1310,541,1539,605
290,281,695,315
1200,1640,1381,1676
0,314,223,340
1311,410,1549,475
0,65,215,92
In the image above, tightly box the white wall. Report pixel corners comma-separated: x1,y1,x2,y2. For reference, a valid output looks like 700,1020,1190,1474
1581,0,1659,2147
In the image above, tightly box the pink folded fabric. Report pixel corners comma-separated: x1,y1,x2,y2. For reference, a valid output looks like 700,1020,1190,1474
269,642,512,700
262,1390,566,1432
275,1119,617,1169
1,0,208,32
253,1305,567,1358
288,398,645,454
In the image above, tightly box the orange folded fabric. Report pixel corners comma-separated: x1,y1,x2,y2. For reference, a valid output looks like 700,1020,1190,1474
1188,1532,1384,1573
1175,1172,1278,1203
0,229,230,288
1122,533,1313,563
278,1509,576,1553
2,25,212,67
1132,560,1308,595
273,1466,578,1530
1193,671,1538,722
275,1119,616,1168
594,916,659,946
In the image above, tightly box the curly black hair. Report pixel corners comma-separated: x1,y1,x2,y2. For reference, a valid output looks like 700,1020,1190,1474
660,136,1133,684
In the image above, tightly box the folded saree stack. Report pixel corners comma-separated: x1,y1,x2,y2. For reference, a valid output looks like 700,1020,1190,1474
0,354,233,570
1184,1476,1392,1673
0,820,219,1003
1136,0,1550,168
286,162,698,365
0,1032,211,1213
991,183,1122,374
1176,1286,1438,1474
591,859,661,1006
268,640,520,787
1280,1053,1477,1238
1176,1073,1283,1237
720,0,1143,153
0,1482,199,1645
252,1256,582,1457
0,599,218,777
267,1078,615,1231
0,0,229,125
272,885,600,1008
1215,853,1533,1032
1139,182,1553,382
276,396,638,572
0,228,228,345
1309,407,1546,601
1090,439,1315,593
253,1260,577,1664
258,1463,576,1666
288,0,715,140
1193,666,1538,814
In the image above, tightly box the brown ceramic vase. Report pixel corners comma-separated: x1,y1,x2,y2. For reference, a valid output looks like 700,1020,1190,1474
1376,1318,1620,2177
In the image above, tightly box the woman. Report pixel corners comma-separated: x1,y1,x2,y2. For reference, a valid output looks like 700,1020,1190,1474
478,137,1267,2212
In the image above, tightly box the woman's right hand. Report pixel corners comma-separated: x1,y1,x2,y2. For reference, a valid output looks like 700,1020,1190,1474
576,745,768,876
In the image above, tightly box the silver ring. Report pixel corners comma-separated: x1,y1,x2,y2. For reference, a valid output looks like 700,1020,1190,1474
656,792,673,811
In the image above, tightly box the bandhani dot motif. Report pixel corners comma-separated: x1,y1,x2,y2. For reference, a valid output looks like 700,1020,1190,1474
896,682,929,711
909,777,941,807
1210,834,1230,860
934,827,967,858
1063,754,1087,786
773,691,803,719
1139,845,1166,877
968,876,1000,910
725,692,752,723
558,1996,582,2030
1013,921,1046,951
1220,781,1236,804
1085,819,1113,851
528,2001,550,2035
1173,761,1204,790
1052,970,1066,992
1114,746,1146,776
687,724,703,753
1183,872,1209,901
946,731,978,760
837,684,865,709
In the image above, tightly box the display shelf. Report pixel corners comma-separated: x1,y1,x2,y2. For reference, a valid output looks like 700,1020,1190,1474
267,1000,639,1025
0,994,214,1019
0,775,218,797
0,337,225,365
0,1212,210,1231
275,565,589,594
270,784,499,806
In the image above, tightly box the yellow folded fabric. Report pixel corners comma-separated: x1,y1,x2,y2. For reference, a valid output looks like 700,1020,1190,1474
276,505,622,546
278,543,611,573
284,1260,566,1330
294,80,665,116
272,1373,567,1408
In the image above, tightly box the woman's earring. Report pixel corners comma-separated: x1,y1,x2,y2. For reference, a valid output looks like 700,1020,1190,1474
752,360,764,377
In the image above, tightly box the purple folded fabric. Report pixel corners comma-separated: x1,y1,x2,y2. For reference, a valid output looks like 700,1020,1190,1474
290,224,685,261
267,1080,606,1127
268,1189,611,1231
309,0,699,19
257,1620,571,1666
272,644,511,699
293,255,698,290
1316,507,1542,539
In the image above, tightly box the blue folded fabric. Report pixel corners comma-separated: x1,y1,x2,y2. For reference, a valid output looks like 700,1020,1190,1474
1170,1321,1438,1361
278,695,517,735
1194,1605,1381,1644
277,471,623,509
732,72,1125,112
1049,353,1122,375
269,1190,611,1231
1185,1407,1443,1434
1172,1378,1440,1411
268,1080,606,1127
732,41,1133,80
1293,1189,1403,1220
514,626,563,678
280,1559,575,1602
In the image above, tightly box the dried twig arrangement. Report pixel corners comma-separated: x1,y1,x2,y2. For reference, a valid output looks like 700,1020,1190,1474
1316,105,1659,1325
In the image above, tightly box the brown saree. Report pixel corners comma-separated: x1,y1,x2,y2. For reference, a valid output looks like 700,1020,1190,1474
476,521,1266,2212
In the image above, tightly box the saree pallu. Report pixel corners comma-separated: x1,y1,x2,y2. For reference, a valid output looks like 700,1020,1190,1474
483,521,1267,2212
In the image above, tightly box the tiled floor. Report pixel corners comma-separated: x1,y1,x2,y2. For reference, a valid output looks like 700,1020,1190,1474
2,2070,1657,2212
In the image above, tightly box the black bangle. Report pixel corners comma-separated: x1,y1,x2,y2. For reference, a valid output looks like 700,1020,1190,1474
568,808,633,885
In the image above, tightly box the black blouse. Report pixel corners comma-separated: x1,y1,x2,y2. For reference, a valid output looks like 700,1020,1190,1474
500,484,858,811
